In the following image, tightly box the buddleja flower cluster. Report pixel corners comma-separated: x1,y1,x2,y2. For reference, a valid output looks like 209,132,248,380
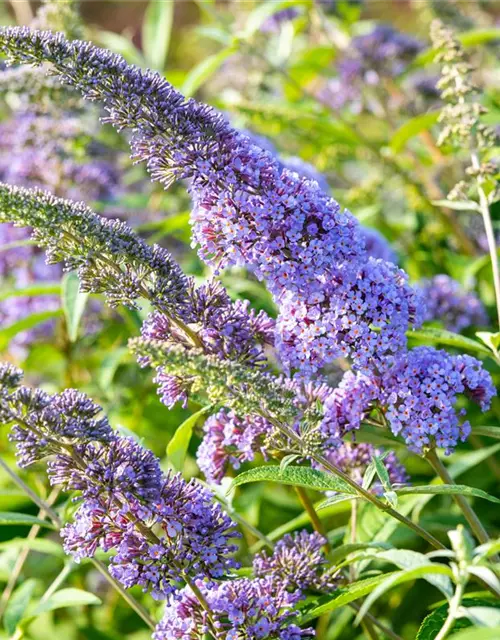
154,530,339,639
418,275,487,332
0,184,187,311
320,24,423,111
0,26,494,459
1,364,352,638
0,27,423,379
0,364,240,600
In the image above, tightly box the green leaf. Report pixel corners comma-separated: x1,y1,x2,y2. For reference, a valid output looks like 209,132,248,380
30,588,101,617
0,282,61,303
0,310,62,351
355,565,454,624
182,47,236,97
142,0,174,70
462,607,500,627
407,326,491,357
229,465,356,495
329,542,392,565
4,579,37,635
468,567,500,596
0,538,64,558
375,550,452,597
396,484,500,504
472,427,500,440
431,199,481,212
299,573,398,624
280,454,301,473
476,332,500,359
416,598,498,639
168,405,213,471
410,444,500,520
460,28,500,47
61,271,88,342
373,455,392,493
99,347,129,390
0,512,56,529
448,628,500,640
390,112,439,153
317,494,359,511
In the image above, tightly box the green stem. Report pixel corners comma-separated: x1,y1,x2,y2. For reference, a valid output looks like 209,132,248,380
350,500,358,582
294,486,330,552
271,420,445,550
0,486,59,619
361,617,380,640
472,151,500,329
0,458,156,630
434,580,466,640
425,448,493,547
40,561,74,603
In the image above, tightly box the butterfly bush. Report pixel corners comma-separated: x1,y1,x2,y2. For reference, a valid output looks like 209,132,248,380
418,274,487,332
253,531,339,593
0,28,424,378
381,347,495,454
153,578,314,640
319,25,423,111
0,365,240,600
0,27,494,458
0,21,498,639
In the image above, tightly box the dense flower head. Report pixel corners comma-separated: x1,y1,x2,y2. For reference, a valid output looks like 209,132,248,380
153,577,315,639
142,279,275,366
0,373,240,598
109,480,240,597
253,531,338,593
0,29,422,376
61,467,240,599
319,370,380,446
382,347,496,454
362,227,397,264
345,24,424,79
320,442,408,491
277,258,424,376
47,437,163,502
197,409,270,484
418,275,487,332
0,184,188,311
7,386,113,467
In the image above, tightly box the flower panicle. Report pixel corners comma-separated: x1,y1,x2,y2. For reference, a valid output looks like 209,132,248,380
0,365,240,600
129,337,297,423
0,182,188,311
0,27,423,376
431,19,497,189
